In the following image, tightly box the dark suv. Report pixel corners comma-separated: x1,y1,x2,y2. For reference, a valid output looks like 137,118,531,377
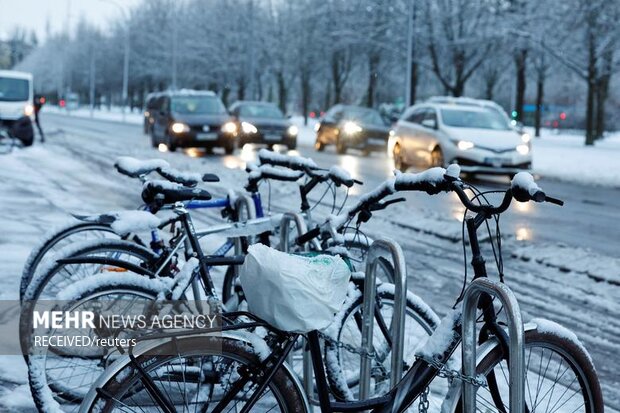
314,105,390,155
229,101,297,149
150,90,236,154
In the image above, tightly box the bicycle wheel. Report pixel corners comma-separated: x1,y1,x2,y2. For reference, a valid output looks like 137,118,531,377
324,283,439,400
443,323,604,413
81,336,307,412
21,220,118,299
23,238,159,303
27,279,171,411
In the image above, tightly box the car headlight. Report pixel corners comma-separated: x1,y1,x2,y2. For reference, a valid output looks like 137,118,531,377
457,140,475,150
241,121,258,134
521,133,531,143
287,125,299,136
516,144,530,155
343,121,362,134
24,104,34,117
221,121,237,134
171,122,190,134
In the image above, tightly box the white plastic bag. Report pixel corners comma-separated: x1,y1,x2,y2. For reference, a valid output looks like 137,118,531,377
239,244,352,333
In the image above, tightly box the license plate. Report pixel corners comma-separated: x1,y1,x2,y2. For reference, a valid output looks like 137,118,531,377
368,138,385,145
202,125,211,132
264,134,281,141
484,157,510,167
197,132,217,141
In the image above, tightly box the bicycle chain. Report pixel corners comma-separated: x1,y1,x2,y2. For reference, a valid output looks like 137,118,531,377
316,330,377,359
419,355,488,388
418,386,430,413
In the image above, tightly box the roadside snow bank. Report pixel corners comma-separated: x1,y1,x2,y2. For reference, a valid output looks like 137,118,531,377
512,243,620,285
531,130,620,188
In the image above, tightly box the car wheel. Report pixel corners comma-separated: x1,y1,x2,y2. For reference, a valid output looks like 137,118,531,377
431,146,444,167
150,130,157,148
393,144,409,172
336,136,347,155
166,132,177,152
314,135,325,152
224,141,235,155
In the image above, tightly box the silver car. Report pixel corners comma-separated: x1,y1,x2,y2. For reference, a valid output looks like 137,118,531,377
389,99,532,176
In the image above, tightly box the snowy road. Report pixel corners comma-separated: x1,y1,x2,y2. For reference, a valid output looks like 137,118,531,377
0,112,618,411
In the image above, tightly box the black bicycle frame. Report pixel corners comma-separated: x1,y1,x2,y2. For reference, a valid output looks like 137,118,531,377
116,204,508,412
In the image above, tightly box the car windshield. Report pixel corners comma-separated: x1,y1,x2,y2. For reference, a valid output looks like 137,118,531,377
344,108,385,126
238,104,284,119
0,77,30,102
171,96,226,115
440,108,511,130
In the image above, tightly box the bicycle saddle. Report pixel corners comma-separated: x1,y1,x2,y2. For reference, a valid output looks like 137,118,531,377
142,180,212,205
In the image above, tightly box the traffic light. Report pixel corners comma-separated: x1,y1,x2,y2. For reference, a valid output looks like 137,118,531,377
511,110,518,119
559,112,567,120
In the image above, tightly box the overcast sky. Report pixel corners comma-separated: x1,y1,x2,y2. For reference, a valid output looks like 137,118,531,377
0,0,142,41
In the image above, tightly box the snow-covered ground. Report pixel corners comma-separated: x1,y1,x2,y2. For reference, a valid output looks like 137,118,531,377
530,128,620,187
43,105,143,125
1,115,619,411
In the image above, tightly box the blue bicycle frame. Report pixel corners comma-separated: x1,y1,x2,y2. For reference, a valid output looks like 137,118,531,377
147,191,265,258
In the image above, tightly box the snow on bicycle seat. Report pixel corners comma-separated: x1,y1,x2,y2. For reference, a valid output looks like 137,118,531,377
115,156,170,178
141,179,212,205
73,211,161,235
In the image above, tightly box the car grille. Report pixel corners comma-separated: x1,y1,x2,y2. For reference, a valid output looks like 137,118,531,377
258,125,286,135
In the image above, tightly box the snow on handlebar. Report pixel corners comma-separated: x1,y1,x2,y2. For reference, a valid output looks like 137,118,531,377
115,156,170,178
257,148,318,170
246,163,304,183
394,164,461,193
511,172,564,205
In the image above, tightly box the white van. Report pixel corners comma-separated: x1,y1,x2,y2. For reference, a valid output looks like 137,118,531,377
0,70,35,146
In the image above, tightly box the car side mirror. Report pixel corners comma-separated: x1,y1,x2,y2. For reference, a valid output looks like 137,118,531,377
421,119,437,129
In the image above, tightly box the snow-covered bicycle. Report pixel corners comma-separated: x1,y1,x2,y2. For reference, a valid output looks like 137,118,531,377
79,167,603,413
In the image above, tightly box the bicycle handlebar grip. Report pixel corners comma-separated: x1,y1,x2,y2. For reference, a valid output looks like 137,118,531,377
202,173,220,182
511,172,543,202
296,227,321,245
394,166,458,194
328,166,358,188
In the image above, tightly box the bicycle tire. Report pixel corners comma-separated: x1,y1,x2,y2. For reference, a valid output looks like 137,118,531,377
20,220,118,299
80,336,307,413
442,326,604,413
324,283,439,401
27,280,167,410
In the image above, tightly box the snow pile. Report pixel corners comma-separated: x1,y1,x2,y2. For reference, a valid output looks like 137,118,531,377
45,104,143,125
157,166,204,186
512,243,620,285
531,130,620,188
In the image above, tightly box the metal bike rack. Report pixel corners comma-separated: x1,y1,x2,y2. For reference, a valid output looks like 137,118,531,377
278,212,309,253
462,277,525,413
359,237,408,400
278,211,313,407
232,194,257,256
